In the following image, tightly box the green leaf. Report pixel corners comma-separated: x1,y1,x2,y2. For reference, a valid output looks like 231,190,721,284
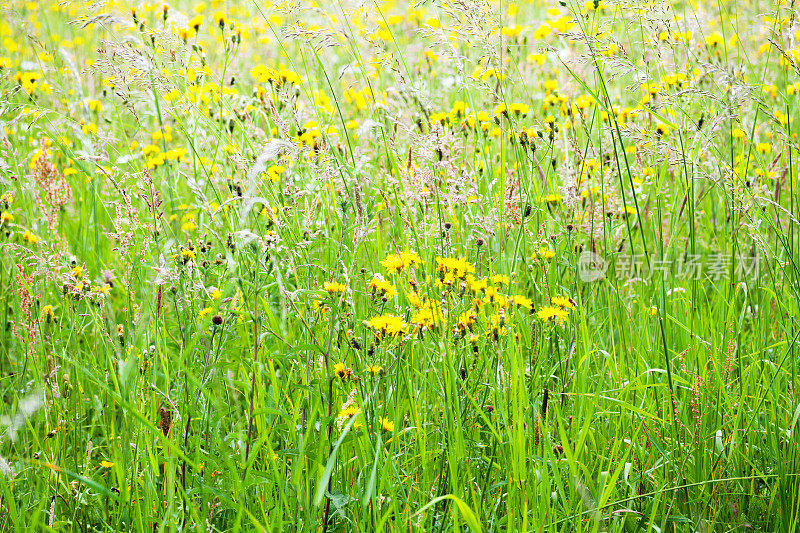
411,495,482,532
314,413,358,506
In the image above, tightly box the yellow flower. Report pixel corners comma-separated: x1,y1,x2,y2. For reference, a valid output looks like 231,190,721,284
323,281,347,294
490,274,510,286
94,284,112,296
542,194,561,204
379,417,394,432
100,460,114,468
510,102,530,116
380,253,405,273
435,256,475,280
537,306,569,324
537,247,556,260
338,405,359,419
411,303,443,331
312,299,330,314
551,296,575,309
430,112,448,126
366,314,408,336
22,230,40,244
483,285,501,304
380,250,422,274
334,362,348,379
408,291,423,308
467,275,488,293
368,276,397,299
705,32,724,47
451,100,467,116
400,251,423,268
188,14,203,31
365,364,383,375
265,164,285,183
533,24,551,40
513,295,533,311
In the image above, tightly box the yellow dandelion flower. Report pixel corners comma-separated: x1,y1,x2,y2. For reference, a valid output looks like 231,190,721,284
379,417,394,432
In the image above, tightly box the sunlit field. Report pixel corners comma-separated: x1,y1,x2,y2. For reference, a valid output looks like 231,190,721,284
0,0,799,530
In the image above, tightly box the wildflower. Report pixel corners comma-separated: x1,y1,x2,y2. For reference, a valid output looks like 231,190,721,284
407,291,423,308
335,390,362,431
380,253,404,274
0,211,13,224
484,285,502,304
491,274,510,286
412,302,443,331
323,281,347,294
467,275,488,293
510,103,530,116
22,230,40,244
338,405,359,419
456,310,476,333
101,270,115,287
94,284,111,296
533,24,551,40
179,248,196,263
512,295,533,311
312,299,330,314
380,250,422,274
431,112,448,127
486,318,507,341
379,417,394,432
100,461,114,468
215,12,228,29
489,309,507,328
537,306,569,324
365,364,383,375
334,362,348,379
42,305,54,322
551,296,575,309
198,307,213,318
451,101,467,117
756,143,771,155
366,314,408,336
705,32,724,48
542,194,561,205
368,275,397,300
265,164,285,183
401,250,423,268
435,256,475,280
536,247,556,260
189,15,203,31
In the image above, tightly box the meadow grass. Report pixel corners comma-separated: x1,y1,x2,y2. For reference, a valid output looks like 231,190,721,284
0,0,799,530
